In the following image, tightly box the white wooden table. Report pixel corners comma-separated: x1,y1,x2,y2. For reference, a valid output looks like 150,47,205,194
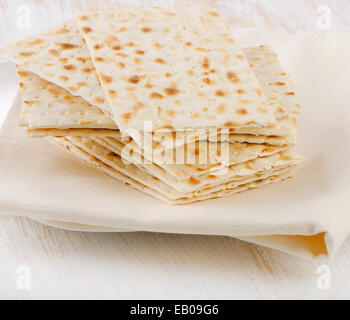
1,0,350,299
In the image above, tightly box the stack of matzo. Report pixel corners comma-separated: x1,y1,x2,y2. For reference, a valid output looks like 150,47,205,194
0,6,302,205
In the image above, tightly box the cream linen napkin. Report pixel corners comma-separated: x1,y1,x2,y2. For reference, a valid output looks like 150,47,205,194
0,33,350,260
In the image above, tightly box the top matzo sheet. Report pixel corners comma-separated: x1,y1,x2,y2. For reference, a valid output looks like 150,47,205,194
77,6,276,131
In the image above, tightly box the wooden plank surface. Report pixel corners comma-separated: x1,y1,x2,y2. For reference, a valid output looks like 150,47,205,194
0,0,350,299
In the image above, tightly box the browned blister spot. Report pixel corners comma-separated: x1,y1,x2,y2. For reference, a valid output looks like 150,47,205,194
185,42,192,46
164,88,179,96
118,62,125,68
236,108,248,115
94,44,102,50
237,89,245,94
57,27,69,34
280,155,292,161
23,100,37,105
76,57,86,63
19,82,24,88
195,47,206,52
154,58,165,64
202,77,211,85
47,88,59,95
208,11,219,17
56,43,78,50
191,112,200,119
122,112,132,122
94,97,105,104
150,92,163,99
286,92,295,96
277,106,285,113
77,82,87,87
188,177,200,185
116,52,128,58
165,73,172,77
108,89,117,97
82,68,93,74
59,58,68,63
275,82,285,86
79,120,93,125
292,117,297,127
126,42,134,47
216,103,226,114
79,15,88,21
63,64,75,70
240,99,250,104
224,121,238,127
215,90,225,97
82,27,92,34
135,50,144,55
17,71,28,77
27,38,44,46
132,102,145,113
105,35,119,47
67,86,78,92
95,57,104,62
227,71,240,83
166,110,176,117
202,57,210,69
113,45,122,51
141,26,153,33
125,86,137,92
101,73,113,84
19,51,35,57
258,107,268,114
236,54,244,60
58,75,69,82
255,89,262,96
134,58,141,65
163,28,170,33
118,27,127,32
49,49,59,56
128,75,140,84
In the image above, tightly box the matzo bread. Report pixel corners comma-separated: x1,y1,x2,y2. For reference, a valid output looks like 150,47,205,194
17,66,116,129
27,127,296,146
96,135,287,180
243,45,300,115
68,136,301,194
77,6,276,131
0,20,112,116
55,137,294,205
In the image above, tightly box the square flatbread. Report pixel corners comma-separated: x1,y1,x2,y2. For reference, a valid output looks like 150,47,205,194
0,20,112,117
55,137,296,205
77,6,276,131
